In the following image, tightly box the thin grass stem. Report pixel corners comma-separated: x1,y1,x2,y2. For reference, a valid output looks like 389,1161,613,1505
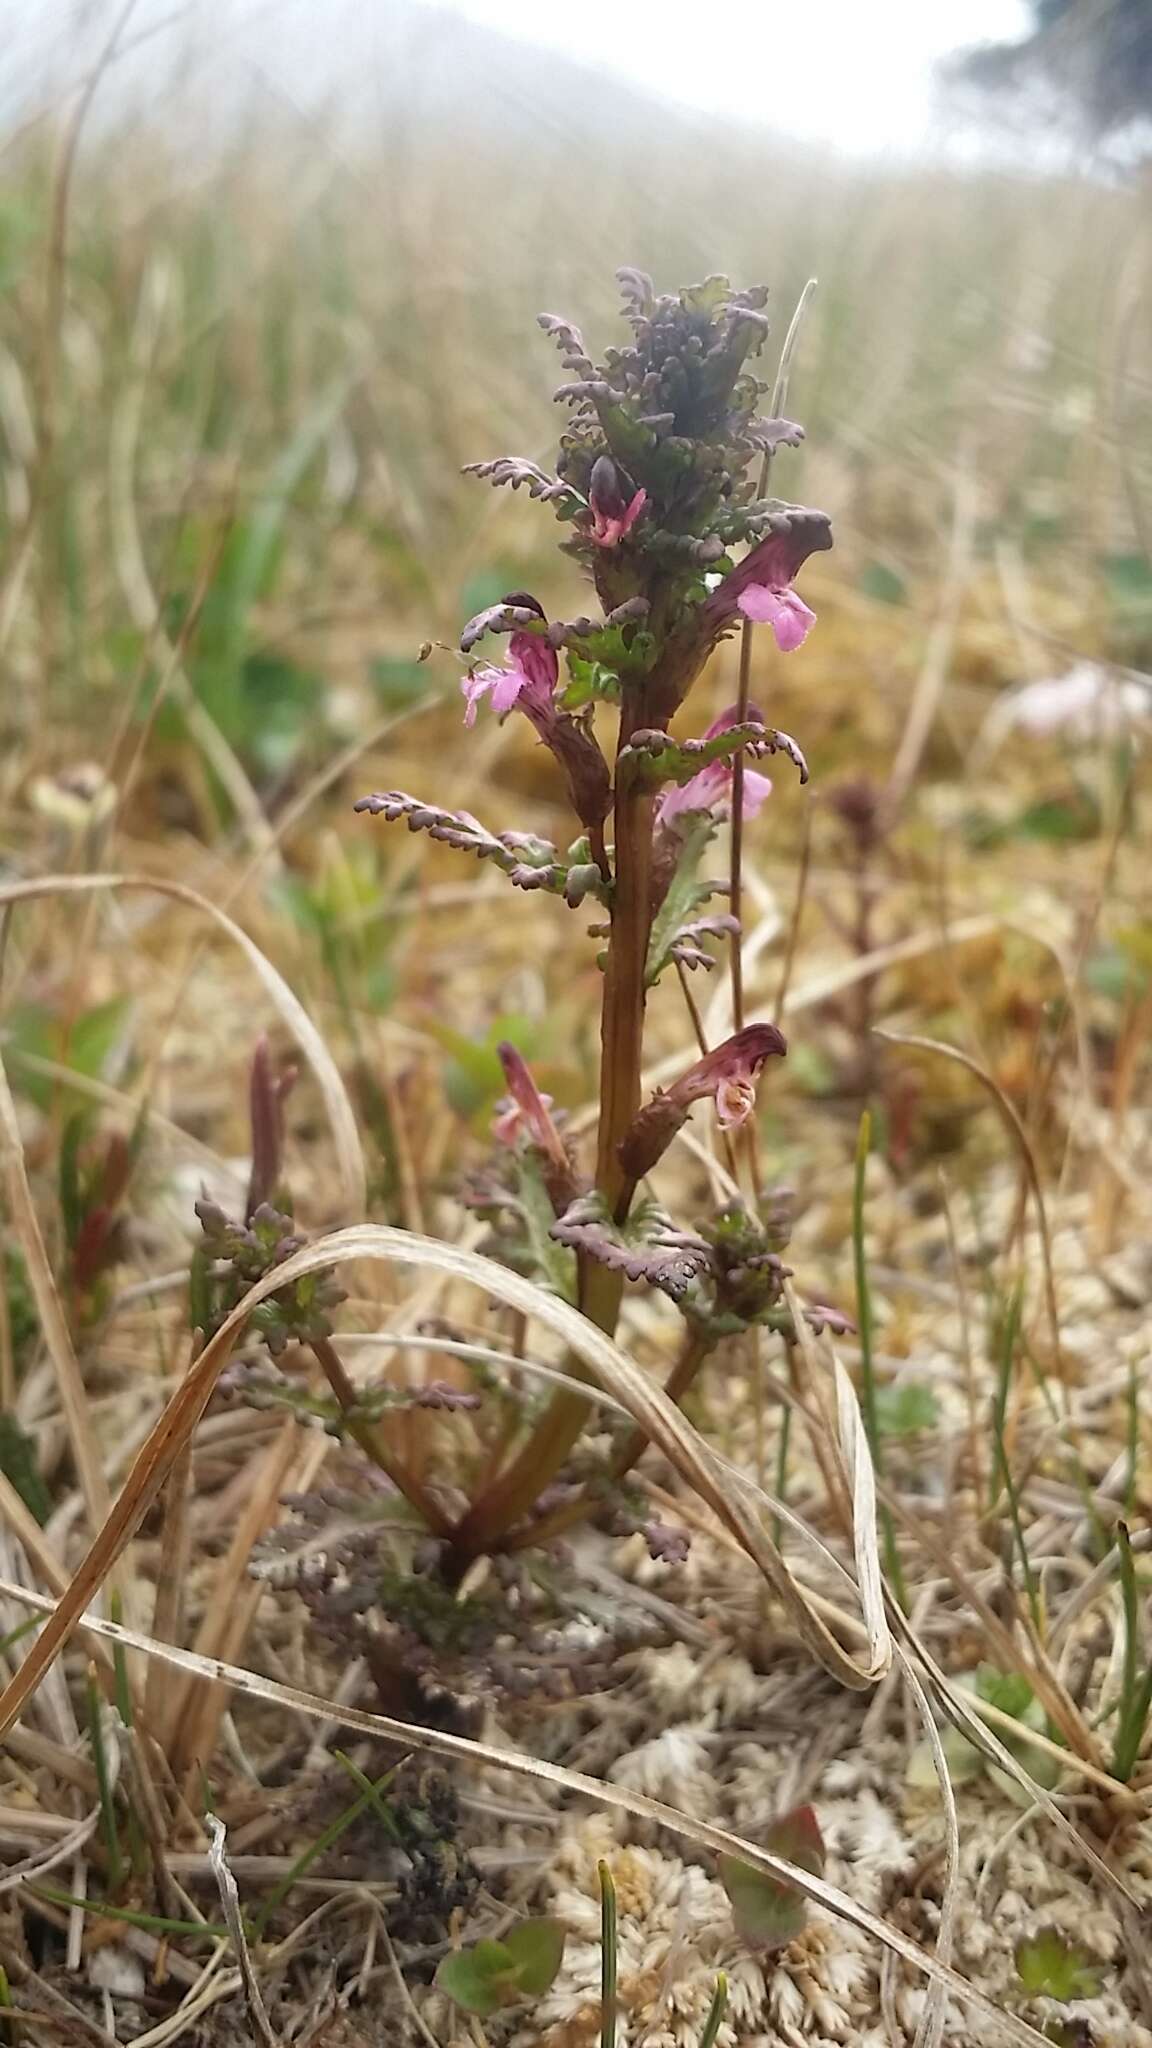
598,1859,618,2048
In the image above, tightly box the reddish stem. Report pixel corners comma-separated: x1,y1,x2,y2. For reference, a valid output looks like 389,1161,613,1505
446,693,657,1564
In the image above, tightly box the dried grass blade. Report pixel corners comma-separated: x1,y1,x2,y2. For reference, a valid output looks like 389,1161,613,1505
874,1027,1062,1381
904,1658,960,2048
206,1815,281,2048
0,1580,1054,2048
0,1226,888,1725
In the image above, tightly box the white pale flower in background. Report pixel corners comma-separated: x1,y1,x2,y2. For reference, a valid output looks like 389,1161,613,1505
983,662,1151,748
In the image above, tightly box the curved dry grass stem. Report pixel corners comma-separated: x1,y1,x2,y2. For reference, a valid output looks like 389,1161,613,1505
207,1816,280,2048
0,872,366,1216
615,913,1003,1122
0,1578,1054,2048
904,1656,959,2048
874,1026,1063,1383
0,1225,887,1738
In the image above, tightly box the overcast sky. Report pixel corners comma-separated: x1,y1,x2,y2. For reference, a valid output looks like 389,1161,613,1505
10,0,1034,156
439,0,1033,149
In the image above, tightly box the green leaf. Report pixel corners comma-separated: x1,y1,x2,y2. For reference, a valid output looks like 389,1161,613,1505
1085,938,1152,1002
873,1383,939,1438
235,651,326,774
859,562,907,606
645,813,718,986
1100,551,1152,612
0,1412,51,1526
501,1917,567,1996
3,1249,36,1364
564,621,654,680
597,400,658,472
459,568,519,620
719,1805,824,1953
432,1016,542,1120
1015,1928,1101,2003
683,275,731,315
363,962,397,1014
905,1725,986,1790
70,998,132,1084
370,656,430,709
516,1158,578,1303
3,997,132,1115
963,792,1102,851
1012,794,1101,844
619,721,766,792
435,1939,516,2017
435,1916,566,2015
58,1113,86,1249
560,651,621,709
974,1664,1035,1721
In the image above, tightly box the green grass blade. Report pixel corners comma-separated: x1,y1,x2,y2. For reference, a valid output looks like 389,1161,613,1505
698,1973,728,2048
251,1759,403,1935
1112,1523,1152,1781
331,1748,404,1841
28,1884,226,1940
107,1590,134,1726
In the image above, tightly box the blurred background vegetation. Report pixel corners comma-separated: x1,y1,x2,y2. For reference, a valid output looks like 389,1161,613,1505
0,0,1149,1194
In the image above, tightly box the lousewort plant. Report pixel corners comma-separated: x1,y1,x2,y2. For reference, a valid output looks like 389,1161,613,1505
205,269,842,1594
356,268,837,1558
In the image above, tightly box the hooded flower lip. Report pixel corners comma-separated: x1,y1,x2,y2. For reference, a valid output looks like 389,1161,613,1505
587,455,647,548
462,630,560,728
493,1042,576,1205
705,508,832,653
493,1042,562,1156
617,1023,787,1184
655,704,773,831
670,1023,788,1130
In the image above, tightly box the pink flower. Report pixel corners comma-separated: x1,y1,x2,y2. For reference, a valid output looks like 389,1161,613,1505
670,1023,788,1132
704,509,831,652
493,1077,556,1149
462,631,559,728
617,1023,788,1185
654,705,773,831
492,1043,572,1186
493,1091,555,1147
737,581,817,652
588,455,646,548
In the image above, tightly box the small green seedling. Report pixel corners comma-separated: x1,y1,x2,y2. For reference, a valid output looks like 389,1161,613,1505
873,1382,939,1438
1016,1928,1101,2004
436,1917,567,2017
719,1804,825,1952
